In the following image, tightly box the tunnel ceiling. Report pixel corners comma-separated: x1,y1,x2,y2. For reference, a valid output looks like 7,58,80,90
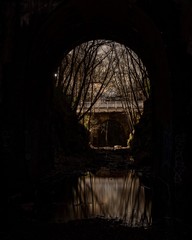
28,0,172,127
31,0,165,71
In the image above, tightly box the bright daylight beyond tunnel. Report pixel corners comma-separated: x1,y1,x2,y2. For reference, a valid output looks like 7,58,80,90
53,39,151,165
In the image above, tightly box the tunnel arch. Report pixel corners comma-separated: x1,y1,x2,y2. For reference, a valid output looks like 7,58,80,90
29,0,171,121
96,119,127,147
26,0,172,176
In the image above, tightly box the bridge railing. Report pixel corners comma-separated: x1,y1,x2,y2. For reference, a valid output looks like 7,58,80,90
77,100,144,113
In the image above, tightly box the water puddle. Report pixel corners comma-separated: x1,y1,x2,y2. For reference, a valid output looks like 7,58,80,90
48,168,152,227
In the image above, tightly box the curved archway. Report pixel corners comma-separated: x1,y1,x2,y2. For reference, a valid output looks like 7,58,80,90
30,0,171,124
26,0,172,177
96,119,127,147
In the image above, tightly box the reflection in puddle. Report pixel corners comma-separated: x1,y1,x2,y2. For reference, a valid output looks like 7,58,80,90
52,169,152,227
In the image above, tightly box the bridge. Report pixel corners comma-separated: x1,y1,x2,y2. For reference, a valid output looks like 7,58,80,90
77,99,144,113
77,99,144,148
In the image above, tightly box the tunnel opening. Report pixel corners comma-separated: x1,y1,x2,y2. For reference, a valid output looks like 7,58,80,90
26,0,172,183
32,38,154,227
96,119,127,147
3,0,177,238
52,39,151,165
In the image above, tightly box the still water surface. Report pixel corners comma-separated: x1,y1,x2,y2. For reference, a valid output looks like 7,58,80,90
46,168,152,227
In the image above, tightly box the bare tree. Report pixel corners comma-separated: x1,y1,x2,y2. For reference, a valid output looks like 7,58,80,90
55,40,116,120
110,43,150,132
54,40,150,134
